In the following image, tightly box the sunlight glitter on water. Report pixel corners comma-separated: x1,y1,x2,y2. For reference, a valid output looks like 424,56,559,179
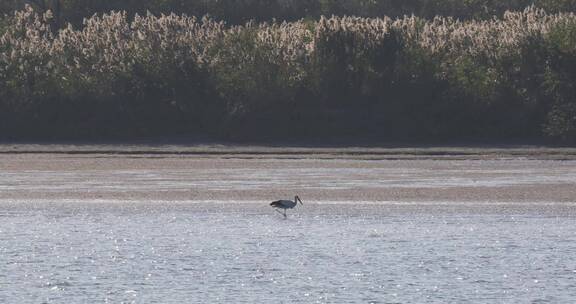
1,201,576,303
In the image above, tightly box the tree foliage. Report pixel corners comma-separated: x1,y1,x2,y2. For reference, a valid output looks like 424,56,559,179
1,5,576,142
2,0,576,25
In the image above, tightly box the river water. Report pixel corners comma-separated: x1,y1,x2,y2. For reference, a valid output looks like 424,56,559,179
1,155,576,303
1,201,576,303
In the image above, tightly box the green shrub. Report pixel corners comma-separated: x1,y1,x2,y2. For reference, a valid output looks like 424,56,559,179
542,20,576,141
2,6,576,142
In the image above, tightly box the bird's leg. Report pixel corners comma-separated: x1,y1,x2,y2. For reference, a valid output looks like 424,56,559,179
274,209,285,217
284,209,287,218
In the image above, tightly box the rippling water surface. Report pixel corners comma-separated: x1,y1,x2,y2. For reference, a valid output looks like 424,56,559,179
1,201,576,303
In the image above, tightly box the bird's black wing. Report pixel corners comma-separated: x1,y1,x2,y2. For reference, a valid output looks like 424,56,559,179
270,200,284,207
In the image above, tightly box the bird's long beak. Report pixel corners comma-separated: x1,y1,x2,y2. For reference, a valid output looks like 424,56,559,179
298,197,303,205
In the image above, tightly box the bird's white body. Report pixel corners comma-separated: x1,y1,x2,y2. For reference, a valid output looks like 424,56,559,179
270,196,303,217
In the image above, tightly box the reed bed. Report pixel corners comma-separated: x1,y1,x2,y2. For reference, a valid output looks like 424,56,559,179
3,0,576,25
1,6,575,141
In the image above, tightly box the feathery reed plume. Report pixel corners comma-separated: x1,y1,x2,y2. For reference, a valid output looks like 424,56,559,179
1,6,576,140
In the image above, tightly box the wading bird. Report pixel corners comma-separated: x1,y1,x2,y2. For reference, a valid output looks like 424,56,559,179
270,196,303,218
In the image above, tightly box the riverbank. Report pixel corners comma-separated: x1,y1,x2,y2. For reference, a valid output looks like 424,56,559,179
2,144,576,160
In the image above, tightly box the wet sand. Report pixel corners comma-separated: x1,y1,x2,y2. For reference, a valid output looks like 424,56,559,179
1,145,576,203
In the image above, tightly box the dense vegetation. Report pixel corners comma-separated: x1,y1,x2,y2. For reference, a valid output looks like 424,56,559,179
2,0,576,24
1,5,576,142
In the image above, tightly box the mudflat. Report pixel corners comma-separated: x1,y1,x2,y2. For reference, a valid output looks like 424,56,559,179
1,145,576,203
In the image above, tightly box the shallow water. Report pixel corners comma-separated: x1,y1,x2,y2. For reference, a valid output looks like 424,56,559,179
1,201,576,303
0,158,576,193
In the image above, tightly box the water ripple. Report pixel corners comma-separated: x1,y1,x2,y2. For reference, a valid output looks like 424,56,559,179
2,202,575,302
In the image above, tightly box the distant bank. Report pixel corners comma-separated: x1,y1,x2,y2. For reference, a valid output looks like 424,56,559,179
1,143,576,160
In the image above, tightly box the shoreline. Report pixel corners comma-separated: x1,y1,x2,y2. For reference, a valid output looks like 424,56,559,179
1,144,576,160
